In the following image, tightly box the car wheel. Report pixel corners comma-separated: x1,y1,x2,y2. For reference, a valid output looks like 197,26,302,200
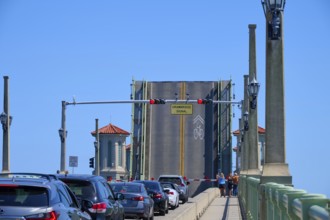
165,200,169,214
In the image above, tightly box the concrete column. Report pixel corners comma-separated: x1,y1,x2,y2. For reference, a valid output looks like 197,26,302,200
240,75,250,174
260,10,292,220
247,24,261,176
95,119,100,175
2,76,10,172
261,11,291,183
60,101,66,173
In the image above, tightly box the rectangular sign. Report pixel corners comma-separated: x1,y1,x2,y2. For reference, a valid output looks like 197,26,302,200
171,104,193,115
69,156,78,167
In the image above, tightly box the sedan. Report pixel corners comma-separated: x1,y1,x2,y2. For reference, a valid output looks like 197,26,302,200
160,182,180,209
110,182,154,220
134,180,169,216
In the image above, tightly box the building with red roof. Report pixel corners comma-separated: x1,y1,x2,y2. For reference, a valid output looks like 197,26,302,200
91,123,130,181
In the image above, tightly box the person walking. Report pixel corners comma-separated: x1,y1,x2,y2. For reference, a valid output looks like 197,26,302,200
232,172,239,196
217,172,226,197
227,173,233,197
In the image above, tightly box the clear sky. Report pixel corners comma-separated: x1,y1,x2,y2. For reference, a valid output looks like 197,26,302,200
0,1,329,197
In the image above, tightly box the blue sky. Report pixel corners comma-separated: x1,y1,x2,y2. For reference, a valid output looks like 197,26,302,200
0,1,329,197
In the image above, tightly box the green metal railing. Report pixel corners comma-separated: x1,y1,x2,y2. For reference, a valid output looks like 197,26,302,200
239,175,330,220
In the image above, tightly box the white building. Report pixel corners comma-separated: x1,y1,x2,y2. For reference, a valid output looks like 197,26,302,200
91,123,130,181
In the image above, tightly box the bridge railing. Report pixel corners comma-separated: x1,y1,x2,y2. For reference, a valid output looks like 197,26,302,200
239,175,330,220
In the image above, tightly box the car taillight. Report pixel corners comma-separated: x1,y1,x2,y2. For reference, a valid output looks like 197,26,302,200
25,211,58,220
89,202,107,213
132,196,144,201
169,191,174,195
153,193,163,199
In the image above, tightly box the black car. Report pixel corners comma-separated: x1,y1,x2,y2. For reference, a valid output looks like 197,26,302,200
110,182,154,220
0,172,92,220
134,180,169,216
57,174,125,220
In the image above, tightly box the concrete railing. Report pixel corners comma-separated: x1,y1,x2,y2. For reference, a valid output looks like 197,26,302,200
239,175,330,220
172,187,220,220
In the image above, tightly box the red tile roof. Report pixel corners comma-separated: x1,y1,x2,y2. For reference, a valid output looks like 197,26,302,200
91,123,130,136
232,126,265,135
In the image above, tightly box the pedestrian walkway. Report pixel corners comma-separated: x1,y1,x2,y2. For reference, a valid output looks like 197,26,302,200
200,196,242,220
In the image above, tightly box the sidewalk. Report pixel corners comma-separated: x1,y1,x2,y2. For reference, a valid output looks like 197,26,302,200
200,196,242,220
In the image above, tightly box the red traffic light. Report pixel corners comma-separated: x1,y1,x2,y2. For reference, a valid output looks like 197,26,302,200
197,99,211,104
149,99,165,104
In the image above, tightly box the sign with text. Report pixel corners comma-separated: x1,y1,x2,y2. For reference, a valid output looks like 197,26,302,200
171,104,193,115
69,156,78,167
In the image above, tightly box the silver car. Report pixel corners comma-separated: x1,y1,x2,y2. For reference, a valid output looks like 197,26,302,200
0,173,92,220
158,175,190,204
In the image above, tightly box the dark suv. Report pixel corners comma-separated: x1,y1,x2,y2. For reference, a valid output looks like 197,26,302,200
0,172,91,220
57,174,125,220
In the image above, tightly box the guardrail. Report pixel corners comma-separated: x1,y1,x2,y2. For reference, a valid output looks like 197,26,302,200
239,175,330,220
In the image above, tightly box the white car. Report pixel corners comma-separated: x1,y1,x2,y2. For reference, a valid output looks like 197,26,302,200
160,182,180,209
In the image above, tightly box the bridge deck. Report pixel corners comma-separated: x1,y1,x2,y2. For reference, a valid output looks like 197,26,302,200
200,196,243,220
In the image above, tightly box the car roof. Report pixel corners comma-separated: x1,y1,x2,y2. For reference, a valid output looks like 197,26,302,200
110,182,143,186
0,173,60,188
57,174,104,181
158,175,183,178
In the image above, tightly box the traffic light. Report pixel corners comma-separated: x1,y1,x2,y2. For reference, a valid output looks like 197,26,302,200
89,157,94,168
149,99,166,104
197,99,212,104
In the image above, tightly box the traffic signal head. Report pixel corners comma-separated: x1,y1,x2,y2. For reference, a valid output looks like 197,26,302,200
197,99,212,104
89,157,94,168
149,99,166,104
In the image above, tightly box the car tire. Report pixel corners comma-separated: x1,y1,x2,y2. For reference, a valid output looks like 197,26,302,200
165,200,169,214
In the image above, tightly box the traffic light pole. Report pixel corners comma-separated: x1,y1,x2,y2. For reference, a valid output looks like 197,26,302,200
59,98,243,173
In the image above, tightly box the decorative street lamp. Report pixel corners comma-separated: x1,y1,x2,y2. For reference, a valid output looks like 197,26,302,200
58,128,67,143
261,0,286,40
0,112,12,131
243,111,249,131
247,78,260,110
260,0,291,218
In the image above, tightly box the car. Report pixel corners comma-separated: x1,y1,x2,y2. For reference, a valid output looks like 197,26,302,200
158,175,190,203
0,172,92,220
134,180,169,216
110,182,154,220
160,182,180,209
57,174,125,220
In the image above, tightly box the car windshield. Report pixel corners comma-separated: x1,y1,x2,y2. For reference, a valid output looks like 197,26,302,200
111,184,141,193
0,185,48,207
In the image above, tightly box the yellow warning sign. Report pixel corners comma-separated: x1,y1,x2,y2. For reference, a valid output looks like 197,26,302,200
171,104,193,115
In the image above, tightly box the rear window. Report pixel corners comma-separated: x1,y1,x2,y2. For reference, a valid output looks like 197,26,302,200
60,180,96,200
159,177,182,185
0,185,48,207
112,184,141,193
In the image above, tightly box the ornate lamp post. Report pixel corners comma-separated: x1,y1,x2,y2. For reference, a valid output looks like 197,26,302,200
260,0,291,218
